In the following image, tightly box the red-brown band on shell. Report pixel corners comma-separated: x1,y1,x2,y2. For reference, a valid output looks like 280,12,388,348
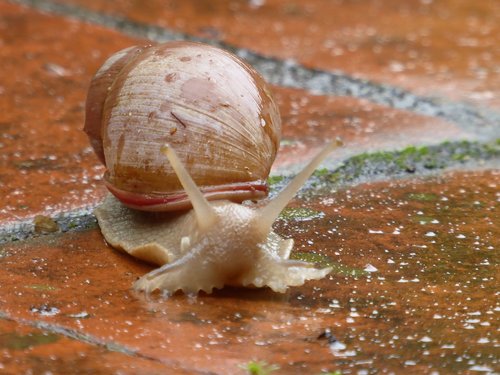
105,178,268,212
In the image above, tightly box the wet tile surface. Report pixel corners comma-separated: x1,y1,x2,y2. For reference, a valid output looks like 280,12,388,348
54,0,500,108
273,88,470,171
1,2,476,227
0,318,186,374
0,2,135,223
1,1,498,374
1,170,498,374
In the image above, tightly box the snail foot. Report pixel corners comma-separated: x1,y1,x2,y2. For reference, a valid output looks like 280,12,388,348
241,256,332,293
133,247,224,295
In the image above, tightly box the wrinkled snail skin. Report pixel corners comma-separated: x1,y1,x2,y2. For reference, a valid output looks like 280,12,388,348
87,41,339,294
84,41,280,211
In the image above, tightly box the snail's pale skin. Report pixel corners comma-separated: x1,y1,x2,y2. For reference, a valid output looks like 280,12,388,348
94,142,339,295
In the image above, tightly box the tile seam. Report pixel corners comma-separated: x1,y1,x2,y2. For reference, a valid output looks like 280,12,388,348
6,0,500,138
1,139,498,244
0,310,208,374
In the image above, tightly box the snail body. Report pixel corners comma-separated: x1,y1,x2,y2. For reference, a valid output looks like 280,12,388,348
87,42,336,294
95,144,336,294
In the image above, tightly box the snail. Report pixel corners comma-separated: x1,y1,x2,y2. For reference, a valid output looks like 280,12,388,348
84,41,339,295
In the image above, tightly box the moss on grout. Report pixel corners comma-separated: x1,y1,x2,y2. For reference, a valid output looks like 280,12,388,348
267,175,284,186
1,140,498,244
278,207,325,221
270,139,500,195
406,192,438,202
263,139,500,206
0,331,60,350
240,361,280,375
313,167,330,177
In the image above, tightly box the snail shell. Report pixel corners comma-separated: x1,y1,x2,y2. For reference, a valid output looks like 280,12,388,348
85,41,281,211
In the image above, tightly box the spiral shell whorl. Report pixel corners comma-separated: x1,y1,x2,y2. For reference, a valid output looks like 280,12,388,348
84,42,281,211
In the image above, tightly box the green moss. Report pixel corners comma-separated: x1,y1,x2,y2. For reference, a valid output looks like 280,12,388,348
410,215,436,224
452,153,470,161
67,220,79,229
278,207,324,221
312,139,500,188
267,175,284,186
0,332,59,350
313,167,329,177
279,139,298,147
25,284,58,291
326,171,342,184
240,361,279,375
406,193,438,202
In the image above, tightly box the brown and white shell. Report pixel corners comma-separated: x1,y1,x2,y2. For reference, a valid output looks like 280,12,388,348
86,42,339,295
84,41,281,211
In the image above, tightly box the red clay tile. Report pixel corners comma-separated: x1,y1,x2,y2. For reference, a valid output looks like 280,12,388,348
1,2,472,228
0,317,190,373
56,0,500,108
2,1,497,373
273,87,470,171
1,170,497,374
0,2,142,223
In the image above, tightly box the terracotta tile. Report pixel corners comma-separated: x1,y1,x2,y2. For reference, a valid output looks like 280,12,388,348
0,317,189,373
54,0,500,108
1,170,497,373
0,2,144,224
273,87,471,171
2,2,474,229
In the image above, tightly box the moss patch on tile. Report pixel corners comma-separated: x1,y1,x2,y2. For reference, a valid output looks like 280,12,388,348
240,361,280,375
406,192,439,201
0,331,60,350
2,140,497,245
25,284,58,291
410,215,437,224
278,207,325,221
314,139,500,187
267,175,285,186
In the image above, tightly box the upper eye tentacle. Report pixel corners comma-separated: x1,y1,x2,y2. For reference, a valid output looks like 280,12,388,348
256,139,342,232
161,144,217,231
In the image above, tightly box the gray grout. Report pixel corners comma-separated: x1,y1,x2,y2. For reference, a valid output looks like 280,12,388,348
8,0,500,139
1,138,498,244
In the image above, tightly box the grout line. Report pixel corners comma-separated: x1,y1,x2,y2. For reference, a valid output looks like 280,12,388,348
1,139,498,244
0,311,207,373
7,0,500,138
0,208,98,243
